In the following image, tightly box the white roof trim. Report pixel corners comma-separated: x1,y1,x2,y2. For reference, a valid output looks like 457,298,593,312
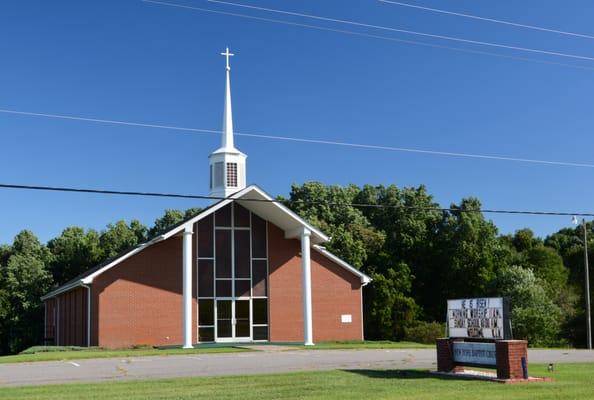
312,245,372,285
41,280,83,301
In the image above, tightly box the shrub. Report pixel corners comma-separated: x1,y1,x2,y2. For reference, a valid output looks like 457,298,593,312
404,321,445,344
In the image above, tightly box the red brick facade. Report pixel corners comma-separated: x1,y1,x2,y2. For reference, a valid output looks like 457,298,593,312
268,224,364,342
45,219,365,348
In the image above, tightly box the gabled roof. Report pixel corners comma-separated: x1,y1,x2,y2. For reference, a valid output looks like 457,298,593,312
41,185,371,300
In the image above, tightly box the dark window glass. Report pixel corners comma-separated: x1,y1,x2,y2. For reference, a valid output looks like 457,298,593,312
215,204,232,227
251,214,267,258
215,230,231,278
216,280,232,297
236,320,250,337
253,326,268,341
234,230,250,278
199,327,214,342
253,299,268,325
198,260,214,297
217,300,232,338
197,215,213,258
235,300,250,337
235,280,251,298
198,299,214,325
252,260,267,297
234,203,250,227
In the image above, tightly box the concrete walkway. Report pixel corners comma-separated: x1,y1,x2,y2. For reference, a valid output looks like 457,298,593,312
1,348,593,387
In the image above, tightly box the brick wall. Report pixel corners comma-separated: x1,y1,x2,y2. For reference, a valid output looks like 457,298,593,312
496,340,528,379
268,224,364,343
91,235,197,348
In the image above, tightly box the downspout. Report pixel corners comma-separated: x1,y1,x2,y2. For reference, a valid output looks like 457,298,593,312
81,283,91,347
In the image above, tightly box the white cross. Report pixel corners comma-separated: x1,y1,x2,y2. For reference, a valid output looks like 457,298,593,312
221,47,234,70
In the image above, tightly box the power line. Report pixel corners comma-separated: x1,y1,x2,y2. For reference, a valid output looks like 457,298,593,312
141,0,594,72
1,182,593,217
3,108,594,169
203,0,594,62
378,0,594,40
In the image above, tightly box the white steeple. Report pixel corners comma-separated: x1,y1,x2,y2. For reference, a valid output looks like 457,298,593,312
208,47,247,200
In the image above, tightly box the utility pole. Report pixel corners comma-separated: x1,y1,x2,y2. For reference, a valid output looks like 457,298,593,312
583,219,592,350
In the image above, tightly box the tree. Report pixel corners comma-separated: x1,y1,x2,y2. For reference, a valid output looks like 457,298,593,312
365,264,419,340
99,220,146,259
432,198,509,319
492,265,562,346
47,227,102,286
0,231,53,354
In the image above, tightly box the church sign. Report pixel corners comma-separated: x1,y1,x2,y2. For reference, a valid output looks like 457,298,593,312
447,297,510,340
451,342,496,366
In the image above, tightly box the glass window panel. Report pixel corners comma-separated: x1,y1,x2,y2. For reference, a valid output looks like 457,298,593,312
216,280,232,297
215,230,231,278
253,326,268,341
215,204,232,227
253,299,268,325
252,260,267,297
197,215,213,257
217,300,232,338
251,214,267,258
235,280,251,298
199,327,214,342
234,230,250,278
236,300,250,318
198,299,214,325
236,320,250,337
214,162,224,188
234,203,250,227
198,260,214,297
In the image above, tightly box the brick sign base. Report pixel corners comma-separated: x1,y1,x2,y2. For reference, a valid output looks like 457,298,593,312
436,338,528,380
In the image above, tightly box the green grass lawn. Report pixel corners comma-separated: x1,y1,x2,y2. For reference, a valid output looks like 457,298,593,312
0,363,589,400
0,346,249,364
0,341,430,364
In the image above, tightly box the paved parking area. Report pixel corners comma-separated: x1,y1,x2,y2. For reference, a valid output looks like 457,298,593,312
1,348,593,387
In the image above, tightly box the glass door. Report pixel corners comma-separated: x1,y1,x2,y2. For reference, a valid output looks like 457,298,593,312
216,299,251,342
235,300,251,340
216,300,233,340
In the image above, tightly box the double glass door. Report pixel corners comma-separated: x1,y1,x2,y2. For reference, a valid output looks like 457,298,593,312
216,299,250,341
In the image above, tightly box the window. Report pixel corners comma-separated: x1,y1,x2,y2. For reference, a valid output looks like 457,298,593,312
226,163,237,187
214,162,224,188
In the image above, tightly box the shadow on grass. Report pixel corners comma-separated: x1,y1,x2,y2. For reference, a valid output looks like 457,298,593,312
343,369,480,381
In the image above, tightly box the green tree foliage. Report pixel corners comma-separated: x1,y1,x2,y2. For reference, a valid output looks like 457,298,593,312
0,231,53,354
47,227,102,286
492,265,562,346
99,220,146,259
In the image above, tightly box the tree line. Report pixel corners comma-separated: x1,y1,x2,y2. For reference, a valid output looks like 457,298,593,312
0,182,591,354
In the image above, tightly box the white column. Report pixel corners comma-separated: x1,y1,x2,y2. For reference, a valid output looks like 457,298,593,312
182,227,193,349
301,228,314,346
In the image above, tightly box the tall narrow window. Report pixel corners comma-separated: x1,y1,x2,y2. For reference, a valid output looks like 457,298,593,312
226,163,237,187
214,162,224,187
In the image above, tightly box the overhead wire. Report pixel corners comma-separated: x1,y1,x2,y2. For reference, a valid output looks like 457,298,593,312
1,182,593,217
2,108,594,169
199,0,594,62
378,0,594,40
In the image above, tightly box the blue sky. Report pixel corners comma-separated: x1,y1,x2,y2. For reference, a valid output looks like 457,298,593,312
2,0,594,244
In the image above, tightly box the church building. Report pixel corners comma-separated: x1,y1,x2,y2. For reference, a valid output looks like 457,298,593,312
41,48,371,348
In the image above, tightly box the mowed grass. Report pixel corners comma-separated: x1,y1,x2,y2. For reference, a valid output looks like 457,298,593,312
0,341,430,364
0,346,248,364
1,363,590,400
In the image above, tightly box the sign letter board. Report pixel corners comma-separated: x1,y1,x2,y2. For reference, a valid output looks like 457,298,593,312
447,297,510,340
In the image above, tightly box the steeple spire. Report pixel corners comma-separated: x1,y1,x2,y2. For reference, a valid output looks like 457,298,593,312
221,47,235,149
208,47,247,200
